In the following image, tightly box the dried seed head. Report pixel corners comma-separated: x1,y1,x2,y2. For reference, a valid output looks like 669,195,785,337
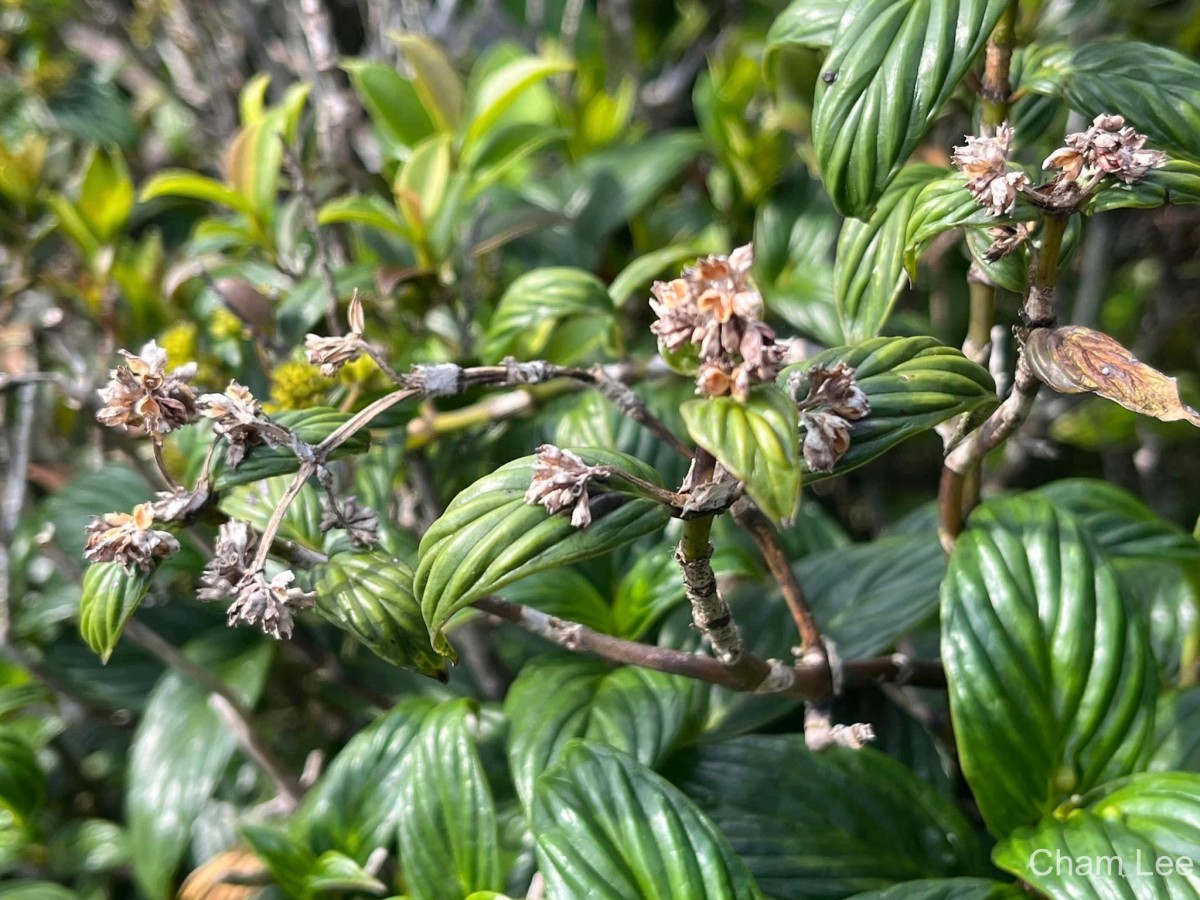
226,569,314,640
1043,114,1167,185
795,361,870,420
96,341,198,437
525,445,612,529
951,124,1030,216
320,496,378,548
84,502,180,572
983,221,1036,261
801,411,852,473
305,298,365,377
197,382,277,469
198,519,259,603
149,487,211,525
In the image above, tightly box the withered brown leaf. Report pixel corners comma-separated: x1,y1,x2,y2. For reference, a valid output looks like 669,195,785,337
1026,326,1200,426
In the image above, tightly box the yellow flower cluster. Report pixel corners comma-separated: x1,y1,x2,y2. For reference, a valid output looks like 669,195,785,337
267,360,334,411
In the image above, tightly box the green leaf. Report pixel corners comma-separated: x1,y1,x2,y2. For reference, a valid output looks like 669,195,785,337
463,55,572,153
941,495,1158,837
318,195,412,239
1085,159,1200,214
45,193,100,261
298,698,437,861
242,824,316,899
79,145,133,243
779,336,996,482
505,657,701,807
396,699,502,900
316,552,447,679
612,544,687,640
533,742,763,900
812,0,1008,217
498,569,612,635
128,632,273,899
765,0,847,59
342,59,437,161
0,728,45,825
1149,687,1200,772
390,34,465,132
415,449,669,656
138,169,254,216
904,173,1039,278
680,386,801,525
209,408,373,490
836,165,945,341
801,531,945,658
0,884,80,900
219,476,325,550
665,735,985,898
1064,42,1200,163
483,267,615,365
78,563,153,663
238,71,271,125
994,773,1200,895
395,133,453,238
848,879,1024,899
608,242,711,307
308,851,387,894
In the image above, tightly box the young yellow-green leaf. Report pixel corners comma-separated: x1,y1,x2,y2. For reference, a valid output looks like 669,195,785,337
680,386,801,525
238,72,271,125
0,729,45,825
462,55,572,154
504,656,702,807
483,267,615,365
994,773,1200,895
342,59,437,161
836,164,945,341
779,336,996,482
390,34,465,132
209,408,373,490
79,146,134,244
396,700,503,900
316,552,447,680
942,496,1158,837
533,742,763,900
394,133,453,238
45,193,100,261
812,0,1008,217
138,170,254,216
1064,42,1200,164
79,562,153,663
414,449,670,656
318,195,412,239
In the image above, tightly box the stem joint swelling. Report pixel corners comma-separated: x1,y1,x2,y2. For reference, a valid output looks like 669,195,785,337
676,516,744,666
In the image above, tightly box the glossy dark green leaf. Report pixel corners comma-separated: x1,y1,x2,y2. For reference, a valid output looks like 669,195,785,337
779,336,996,482
800,531,945,659
849,879,1024,899
308,851,388,894
504,656,701,807
498,569,612,635
1149,687,1200,772
298,698,438,861
942,495,1158,837
127,632,273,899
612,544,686,640
242,823,315,899
483,267,614,365
0,728,45,825
812,0,1008,217
1064,42,1200,163
765,0,846,60
209,408,373,490
681,386,801,525
415,449,669,656
1085,160,1200,214
219,476,325,551
396,699,502,900
994,773,1200,895
42,464,150,561
836,165,944,341
78,563,153,663
665,735,984,898
533,741,763,900
316,552,447,678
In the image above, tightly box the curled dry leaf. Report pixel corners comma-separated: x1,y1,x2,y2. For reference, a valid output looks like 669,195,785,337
1026,326,1200,426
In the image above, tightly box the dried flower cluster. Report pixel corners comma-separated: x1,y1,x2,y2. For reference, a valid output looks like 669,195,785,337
96,341,198,437
305,294,365,377
198,381,286,469
1043,114,1167,185
951,124,1030,217
84,503,179,572
524,445,614,528
983,222,1036,262
199,520,314,639
320,496,378,547
789,362,870,473
650,245,784,402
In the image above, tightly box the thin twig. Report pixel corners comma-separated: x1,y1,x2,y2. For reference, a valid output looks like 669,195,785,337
281,141,342,335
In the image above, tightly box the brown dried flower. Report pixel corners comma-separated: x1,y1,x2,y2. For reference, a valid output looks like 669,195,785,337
197,381,279,469
983,222,1036,262
198,520,259,603
320,496,378,547
951,124,1030,216
1043,114,1167,185
84,502,179,572
226,570,314,640
801,411,852,473
149,487,211,525
795,361,870,421
304,294,365,376
96,341,198,437
524,445,613,528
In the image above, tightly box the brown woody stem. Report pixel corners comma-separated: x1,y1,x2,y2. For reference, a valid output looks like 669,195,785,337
980,1,1018,128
